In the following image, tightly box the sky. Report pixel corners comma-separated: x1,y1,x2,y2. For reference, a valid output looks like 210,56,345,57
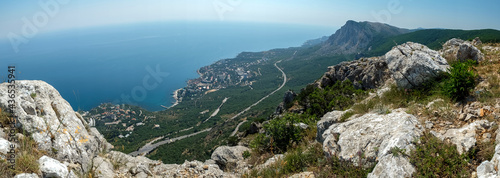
0,0,499,39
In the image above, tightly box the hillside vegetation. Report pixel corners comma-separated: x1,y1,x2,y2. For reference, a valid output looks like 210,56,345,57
366,29,500,56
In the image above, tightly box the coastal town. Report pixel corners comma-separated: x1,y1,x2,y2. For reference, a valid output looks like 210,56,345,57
84,51,276,141
179,52,271,99
81,103,157,138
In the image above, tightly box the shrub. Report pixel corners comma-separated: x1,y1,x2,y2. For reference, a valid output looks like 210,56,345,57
227,136,239,146
297,80,366,116
282,147,310,174
280,113,316,125
250,114,307,153
410,132,470,177
442,60,477,101
249,133,270,153
264,117,302,153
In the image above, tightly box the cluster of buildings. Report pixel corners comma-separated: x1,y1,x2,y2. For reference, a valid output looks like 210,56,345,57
184,56,270,95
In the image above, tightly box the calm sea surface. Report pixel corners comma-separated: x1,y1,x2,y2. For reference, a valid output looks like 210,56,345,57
0,21,335,111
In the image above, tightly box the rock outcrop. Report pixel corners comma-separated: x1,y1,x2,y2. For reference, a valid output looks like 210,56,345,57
38,156,69,178
274,90,297,115
0,81,112,173
102,151,230,178
477,131,500,178
0,81,235,177
211,146,250,171
315,57,390,89
319,109,423,177
316,110,351,143
385,42,449,89
316,42,450,91
431,120,496,154
441,38,485,62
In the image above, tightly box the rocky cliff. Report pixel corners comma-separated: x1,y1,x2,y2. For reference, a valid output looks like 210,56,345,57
0,81,244,177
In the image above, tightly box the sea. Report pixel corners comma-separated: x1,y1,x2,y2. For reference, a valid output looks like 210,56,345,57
0,21,335,111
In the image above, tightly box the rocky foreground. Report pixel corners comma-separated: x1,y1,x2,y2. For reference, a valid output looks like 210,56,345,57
0,37,499,177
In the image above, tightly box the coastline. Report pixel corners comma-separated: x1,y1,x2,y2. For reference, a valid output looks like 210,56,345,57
169,88,184,109
162,69,202,110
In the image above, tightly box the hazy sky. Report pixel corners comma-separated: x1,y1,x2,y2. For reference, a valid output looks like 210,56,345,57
1,0,499,38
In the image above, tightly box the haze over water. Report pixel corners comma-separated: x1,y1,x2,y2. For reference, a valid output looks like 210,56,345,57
0,22,334,111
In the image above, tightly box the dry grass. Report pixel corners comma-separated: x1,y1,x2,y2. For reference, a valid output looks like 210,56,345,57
475,43,500,104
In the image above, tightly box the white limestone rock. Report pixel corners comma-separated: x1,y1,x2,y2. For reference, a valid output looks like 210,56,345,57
431,120,494,154
211,146,250,170
385,42,449,89
320,109,423,177
0,81,112,172
38,156,68,178
317,110,349,143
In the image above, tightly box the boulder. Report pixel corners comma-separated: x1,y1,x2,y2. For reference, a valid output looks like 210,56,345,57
367,154,415,178
458,43,484,62
320,109,423,176
441,38,484,62
39,156,69,178
473,37,483,46
315,57,389,89
0,81,112,172
431,120,495,154
211,146,250,170
385,42,449,89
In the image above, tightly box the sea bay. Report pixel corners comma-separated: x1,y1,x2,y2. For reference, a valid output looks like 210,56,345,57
0,21,335,111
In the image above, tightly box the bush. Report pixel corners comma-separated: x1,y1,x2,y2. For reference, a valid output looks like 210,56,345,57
442,60,477,101
297,80,366,116
410,132,470,177
264,117,302,153
227,136,239,146
249,114,306,153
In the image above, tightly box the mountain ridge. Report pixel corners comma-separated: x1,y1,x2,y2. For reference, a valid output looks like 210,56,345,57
317,20,410,55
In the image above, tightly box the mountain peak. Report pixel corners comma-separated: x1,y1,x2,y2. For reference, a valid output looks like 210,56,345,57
318,20,410,55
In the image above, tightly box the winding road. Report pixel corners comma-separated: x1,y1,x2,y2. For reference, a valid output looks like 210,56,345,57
230,60,287,136
203,97,229,123
130,58,289,155
129,128,212,156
